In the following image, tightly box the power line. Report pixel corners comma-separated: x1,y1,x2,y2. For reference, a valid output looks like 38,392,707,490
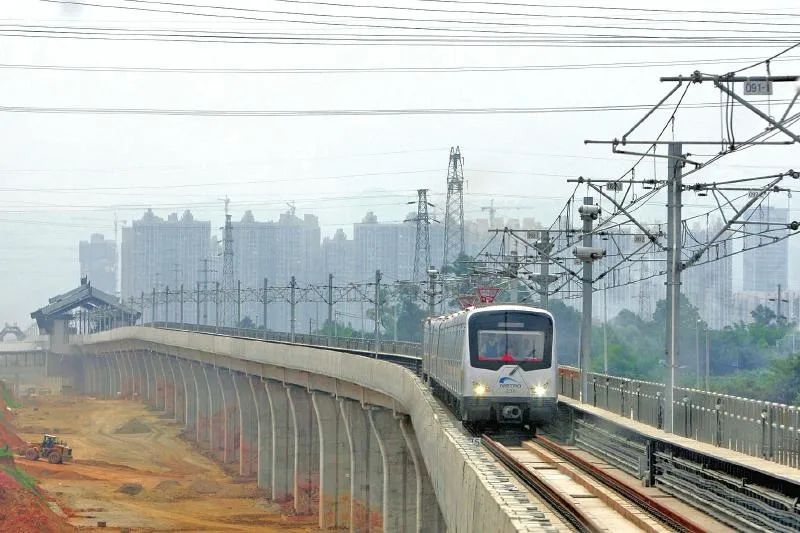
3,54,798,75
3,28,792,47
49,0,800,30
49,0,800,36
0,169,440,192
414,0,800,20
0,99,791,118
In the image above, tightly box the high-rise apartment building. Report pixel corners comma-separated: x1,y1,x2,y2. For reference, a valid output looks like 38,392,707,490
267,210,322,286
79,233,117,295
682,222,734,328
353,212,416,282
742,206,789,293
227,208,321,329
120,210,211,313
343,213,447,280
322,228,356,283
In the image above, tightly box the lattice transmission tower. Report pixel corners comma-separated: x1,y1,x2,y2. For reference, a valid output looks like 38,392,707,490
442,146,465,268
220,196,235,327
408,188,435,281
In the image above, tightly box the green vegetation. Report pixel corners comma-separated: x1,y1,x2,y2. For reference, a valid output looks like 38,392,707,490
237,316,256,330
0,383,21,409
548,294,799,405
2,466,39,493
0,447,13,458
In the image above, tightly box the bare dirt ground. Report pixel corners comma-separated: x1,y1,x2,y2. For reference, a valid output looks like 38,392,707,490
13,395,318,532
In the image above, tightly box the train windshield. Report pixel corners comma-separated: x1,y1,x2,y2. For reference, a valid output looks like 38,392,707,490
469,310,553,370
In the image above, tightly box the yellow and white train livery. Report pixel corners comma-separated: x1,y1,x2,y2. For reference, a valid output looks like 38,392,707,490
422,304,557,428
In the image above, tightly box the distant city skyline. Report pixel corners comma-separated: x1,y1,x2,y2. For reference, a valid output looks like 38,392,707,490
71,202,799,330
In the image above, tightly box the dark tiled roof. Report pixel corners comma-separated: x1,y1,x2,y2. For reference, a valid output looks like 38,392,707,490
31,282,140,332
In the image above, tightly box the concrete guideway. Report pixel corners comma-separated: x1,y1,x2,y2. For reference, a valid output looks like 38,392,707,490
69,326,558,532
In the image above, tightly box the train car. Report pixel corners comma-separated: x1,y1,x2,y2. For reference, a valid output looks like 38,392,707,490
422,304,557,428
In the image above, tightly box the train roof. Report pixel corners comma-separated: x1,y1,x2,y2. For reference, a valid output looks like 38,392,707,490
425,303,553,324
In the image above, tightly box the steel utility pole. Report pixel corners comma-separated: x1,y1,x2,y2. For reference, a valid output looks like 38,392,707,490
374,270,382,356
427,268,438,318
770,284,788,322
664,142,683,433
531,231,555,309
262,277,268,339
695,319,701,389
576,197,602,402
290,276,297,343
327,273,334,346
509,250,520,304
199,258,214,326
221,198,235,328
215,281,220,333
236,280,241,331
195,282,200,329
603,282,609,374
705,327,710,390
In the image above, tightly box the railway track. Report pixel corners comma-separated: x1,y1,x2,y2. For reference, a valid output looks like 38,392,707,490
481,433,707,533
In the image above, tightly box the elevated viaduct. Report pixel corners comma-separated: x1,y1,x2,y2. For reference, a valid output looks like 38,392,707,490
68,327,557,532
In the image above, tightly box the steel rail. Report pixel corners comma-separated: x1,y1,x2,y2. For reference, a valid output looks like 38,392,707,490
481,434,605,533
534,435,705,533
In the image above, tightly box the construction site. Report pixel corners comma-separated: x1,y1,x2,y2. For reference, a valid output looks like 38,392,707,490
0,379,315,532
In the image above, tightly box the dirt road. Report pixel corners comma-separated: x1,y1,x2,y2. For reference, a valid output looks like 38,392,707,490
13,395,317,532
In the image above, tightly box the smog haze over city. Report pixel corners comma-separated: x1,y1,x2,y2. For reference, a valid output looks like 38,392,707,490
2,0,799,327
5,2,800,531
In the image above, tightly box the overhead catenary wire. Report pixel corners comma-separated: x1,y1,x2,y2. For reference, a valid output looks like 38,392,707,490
4,53,799,74
41,0,800,36
48,0,800,29
0,99,791,117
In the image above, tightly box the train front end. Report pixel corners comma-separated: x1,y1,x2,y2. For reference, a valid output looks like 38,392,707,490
463,306,557,427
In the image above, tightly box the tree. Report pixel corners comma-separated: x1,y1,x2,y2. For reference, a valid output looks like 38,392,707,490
316,320,365,339
751,304,777,327
395,298,427,342
238,316,255,329
548,300,581,366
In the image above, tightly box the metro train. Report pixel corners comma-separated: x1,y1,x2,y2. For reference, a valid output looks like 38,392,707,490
422,304,558,429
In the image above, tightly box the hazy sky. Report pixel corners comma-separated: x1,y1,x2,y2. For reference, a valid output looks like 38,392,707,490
2,0,799,325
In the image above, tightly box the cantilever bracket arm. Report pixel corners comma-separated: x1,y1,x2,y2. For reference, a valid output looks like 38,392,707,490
714,81,800,144
621,82,683,143
504,230,583,282
683,173,789,270
584,180,667,251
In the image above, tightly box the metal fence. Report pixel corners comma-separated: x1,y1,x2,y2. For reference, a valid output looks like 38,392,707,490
558,366,800,468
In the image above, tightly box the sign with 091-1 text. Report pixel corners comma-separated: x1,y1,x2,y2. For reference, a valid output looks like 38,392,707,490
743,80,773,96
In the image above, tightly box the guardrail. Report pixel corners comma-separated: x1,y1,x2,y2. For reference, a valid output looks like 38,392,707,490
558,366,800,468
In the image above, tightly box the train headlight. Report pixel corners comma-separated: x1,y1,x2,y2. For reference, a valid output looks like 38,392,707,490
472,382,490,396
532,385,548,397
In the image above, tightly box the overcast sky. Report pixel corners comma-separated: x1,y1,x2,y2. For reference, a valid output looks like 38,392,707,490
2,0,799,326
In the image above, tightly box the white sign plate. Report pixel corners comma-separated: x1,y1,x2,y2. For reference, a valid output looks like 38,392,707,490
743,80,773,96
